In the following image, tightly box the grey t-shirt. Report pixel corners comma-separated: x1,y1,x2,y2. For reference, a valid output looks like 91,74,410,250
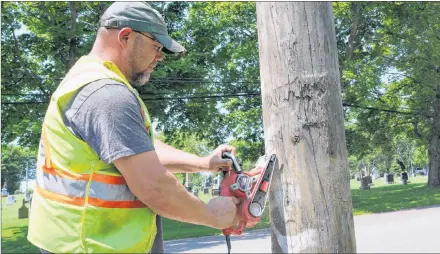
63,78,154,162
37,78,154,167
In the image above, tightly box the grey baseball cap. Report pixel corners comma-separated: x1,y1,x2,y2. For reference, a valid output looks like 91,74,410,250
100,1,186,54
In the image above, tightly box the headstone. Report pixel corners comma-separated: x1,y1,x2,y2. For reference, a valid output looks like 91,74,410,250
12,195,16,203
401,172,408,181
1,188,8,197
401,172,408,185
213,175,221,189
384,173,395,184
193,189,198,197
206,175,212,185
6,195,14,205
211,188,220,196
18,199,29,219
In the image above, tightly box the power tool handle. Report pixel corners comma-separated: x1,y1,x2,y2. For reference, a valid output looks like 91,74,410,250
222,220,246,236
221,152,242,173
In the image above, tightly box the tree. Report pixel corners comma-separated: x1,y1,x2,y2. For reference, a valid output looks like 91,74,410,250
1,144,35,194
333,2,439,186
1,2,226,149
3,2,436,188
257,2,356,253
183,2,263,146
1,1,109,150
380,2,440,186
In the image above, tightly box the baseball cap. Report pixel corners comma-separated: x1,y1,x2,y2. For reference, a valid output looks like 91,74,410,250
100,1,186,54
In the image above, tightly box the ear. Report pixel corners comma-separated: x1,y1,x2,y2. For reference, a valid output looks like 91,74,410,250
117,27,134,48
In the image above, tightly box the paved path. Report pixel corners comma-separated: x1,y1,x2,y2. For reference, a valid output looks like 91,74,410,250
165,205,440,253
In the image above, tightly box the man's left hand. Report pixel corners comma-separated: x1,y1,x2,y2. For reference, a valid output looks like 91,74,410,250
203,144,237,173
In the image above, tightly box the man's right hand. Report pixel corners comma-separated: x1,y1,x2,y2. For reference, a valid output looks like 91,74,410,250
206,196,240,229
115,150,241,229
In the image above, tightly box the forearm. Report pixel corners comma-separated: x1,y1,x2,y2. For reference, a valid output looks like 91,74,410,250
140,169,216,227
154,139,208,173
115,150,237,229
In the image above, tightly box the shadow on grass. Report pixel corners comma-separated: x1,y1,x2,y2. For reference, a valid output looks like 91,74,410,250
165,228,270,253
1,224,38,253
352,183,440,215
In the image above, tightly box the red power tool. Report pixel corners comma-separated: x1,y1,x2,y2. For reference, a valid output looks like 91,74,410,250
220,152,277,254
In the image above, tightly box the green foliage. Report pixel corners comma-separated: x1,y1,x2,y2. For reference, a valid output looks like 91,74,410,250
182,2,262,144
1,144,35,194
1,2,262,150
413,145,429,168
1,1,111,150
335,2,438,181
2,2,438,186
228,139,263,171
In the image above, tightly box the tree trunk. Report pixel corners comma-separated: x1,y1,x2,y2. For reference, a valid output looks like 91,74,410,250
346,2,361,60
428,85,440,187
359,177,370,190
68,1,77,70
386,155,392,173
256,2,356,253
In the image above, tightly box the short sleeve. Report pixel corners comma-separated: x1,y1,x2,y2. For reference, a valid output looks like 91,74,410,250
65,80,154,164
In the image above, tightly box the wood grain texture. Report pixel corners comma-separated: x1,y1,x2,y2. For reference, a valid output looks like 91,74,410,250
256,2,357,253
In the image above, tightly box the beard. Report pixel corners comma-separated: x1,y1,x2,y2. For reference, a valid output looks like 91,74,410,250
130,71,150,87
127,43,151,87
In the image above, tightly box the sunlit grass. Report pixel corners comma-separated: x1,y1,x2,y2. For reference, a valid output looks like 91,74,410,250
1,195,39,253
350,176,440,216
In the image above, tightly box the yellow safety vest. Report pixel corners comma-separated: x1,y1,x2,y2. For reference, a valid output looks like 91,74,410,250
27,56,157,253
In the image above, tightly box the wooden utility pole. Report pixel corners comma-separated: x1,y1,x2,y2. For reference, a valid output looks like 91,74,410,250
256,2,356,253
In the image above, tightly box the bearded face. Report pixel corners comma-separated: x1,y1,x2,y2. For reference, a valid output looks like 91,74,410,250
127,34,157,87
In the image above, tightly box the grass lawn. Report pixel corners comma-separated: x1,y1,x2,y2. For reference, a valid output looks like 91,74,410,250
350,176,440,215
2,176,439,253
1,195,38,253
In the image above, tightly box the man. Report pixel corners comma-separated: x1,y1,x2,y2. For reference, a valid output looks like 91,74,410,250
27,2,239,253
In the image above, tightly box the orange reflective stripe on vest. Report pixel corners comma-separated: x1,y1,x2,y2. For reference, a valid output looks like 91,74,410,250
36,165,147,208
39,125,146,209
